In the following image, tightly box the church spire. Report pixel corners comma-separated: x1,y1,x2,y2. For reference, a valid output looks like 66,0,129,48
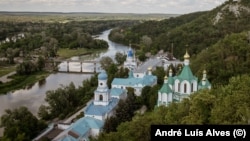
164,75,168,83
184,49,190,59
202,69,207,81
169,68,173,77
184,49,190,66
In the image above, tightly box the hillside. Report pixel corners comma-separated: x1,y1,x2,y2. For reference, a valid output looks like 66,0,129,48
110,0,250,56
109,0,250,85
92,1,250,141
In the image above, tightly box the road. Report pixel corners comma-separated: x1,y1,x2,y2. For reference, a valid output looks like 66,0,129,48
63,99,93,123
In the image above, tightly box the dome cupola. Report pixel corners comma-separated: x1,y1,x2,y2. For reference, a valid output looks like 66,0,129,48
98,71,107,80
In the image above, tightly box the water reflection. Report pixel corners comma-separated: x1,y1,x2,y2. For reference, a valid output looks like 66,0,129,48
0,29,129,117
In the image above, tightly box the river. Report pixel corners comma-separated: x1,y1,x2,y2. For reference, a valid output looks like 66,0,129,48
0,29,129,117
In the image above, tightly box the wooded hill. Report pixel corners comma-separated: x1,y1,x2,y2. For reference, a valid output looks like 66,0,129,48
94,1,250,140
109,0,250,85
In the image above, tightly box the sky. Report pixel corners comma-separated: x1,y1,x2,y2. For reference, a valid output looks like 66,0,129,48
0,0,228,14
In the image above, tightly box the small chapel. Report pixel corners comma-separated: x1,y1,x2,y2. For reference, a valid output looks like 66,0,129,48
157,50,211,106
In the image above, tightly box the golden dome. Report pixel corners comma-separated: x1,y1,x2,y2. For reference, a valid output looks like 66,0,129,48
148,67,152,71
203,69,207,74
184,50,190,59
169,68,173,73
164,75,168,79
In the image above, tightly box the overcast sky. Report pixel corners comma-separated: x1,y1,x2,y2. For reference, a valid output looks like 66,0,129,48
0,0,227,14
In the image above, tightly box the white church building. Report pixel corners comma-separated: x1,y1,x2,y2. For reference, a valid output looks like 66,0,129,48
157,50,211,106
123,46,137,71
53,71,126,141
112,67,157,96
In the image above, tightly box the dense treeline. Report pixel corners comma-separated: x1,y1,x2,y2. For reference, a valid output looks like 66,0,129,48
108,0,250,86
0,20,139,62
94,74,250,141
38,75,98,120
0,107,47,141
91,1,250,140
191,31,250,85
109,0,250,59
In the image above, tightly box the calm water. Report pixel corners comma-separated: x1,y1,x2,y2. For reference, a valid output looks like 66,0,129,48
0,29,129,117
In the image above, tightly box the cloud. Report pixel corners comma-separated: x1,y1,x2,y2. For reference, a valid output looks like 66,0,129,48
0,0,227,14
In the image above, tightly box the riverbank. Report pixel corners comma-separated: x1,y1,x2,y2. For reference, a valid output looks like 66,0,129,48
0,71,50,95
0,66,16,78
57,48,108,59
0,47,108,95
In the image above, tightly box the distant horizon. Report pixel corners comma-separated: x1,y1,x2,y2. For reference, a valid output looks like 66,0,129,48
0,11,181,15
0,0,227,15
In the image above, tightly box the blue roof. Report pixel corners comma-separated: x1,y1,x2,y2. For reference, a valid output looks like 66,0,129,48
60,117,104,141
128,48,133,57
111,74,156,87
85,98,119,116
110,88,125,97
98,71,107,80
61,136,77,141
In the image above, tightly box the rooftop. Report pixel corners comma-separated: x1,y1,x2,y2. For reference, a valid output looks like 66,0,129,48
55,117,104,141
112,74,157,87
134,58,162,73
110,88,125,97
84,98,119,116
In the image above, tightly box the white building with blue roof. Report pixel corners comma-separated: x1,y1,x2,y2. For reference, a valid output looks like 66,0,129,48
124,46,137,71
54,71,126,141
112,67,157,96
53,116,104,141
157,50,212,106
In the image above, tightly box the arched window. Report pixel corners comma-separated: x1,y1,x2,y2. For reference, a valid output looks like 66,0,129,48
184,83,187,93
178,82,180,92
99,95,103,101
191,83,193,92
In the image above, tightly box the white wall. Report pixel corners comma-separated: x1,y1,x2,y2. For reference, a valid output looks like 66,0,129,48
90,129,100,137
57,124,71,130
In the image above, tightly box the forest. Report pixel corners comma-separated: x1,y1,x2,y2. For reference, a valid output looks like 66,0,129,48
0,0,250,140
108,0,250,86
0,19,139,94
92,0,250,140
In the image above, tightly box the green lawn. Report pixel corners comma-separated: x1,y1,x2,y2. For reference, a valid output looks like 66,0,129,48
0,66,16,77
57,48,92,59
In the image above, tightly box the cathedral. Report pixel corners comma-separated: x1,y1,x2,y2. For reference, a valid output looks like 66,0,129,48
157,50,211,106
53,71,126,141
36,48,212,141
123,46,137,71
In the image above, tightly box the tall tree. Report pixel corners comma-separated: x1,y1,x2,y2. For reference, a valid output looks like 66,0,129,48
115,52,126,65
0,107,47,141
100,56,114,71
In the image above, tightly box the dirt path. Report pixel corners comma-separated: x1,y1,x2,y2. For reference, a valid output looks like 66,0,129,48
0,71,16,83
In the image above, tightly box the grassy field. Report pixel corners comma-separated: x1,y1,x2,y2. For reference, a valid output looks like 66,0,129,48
0,65,16,77
0,12,179,23
57,48,107,59
57,48,92,59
